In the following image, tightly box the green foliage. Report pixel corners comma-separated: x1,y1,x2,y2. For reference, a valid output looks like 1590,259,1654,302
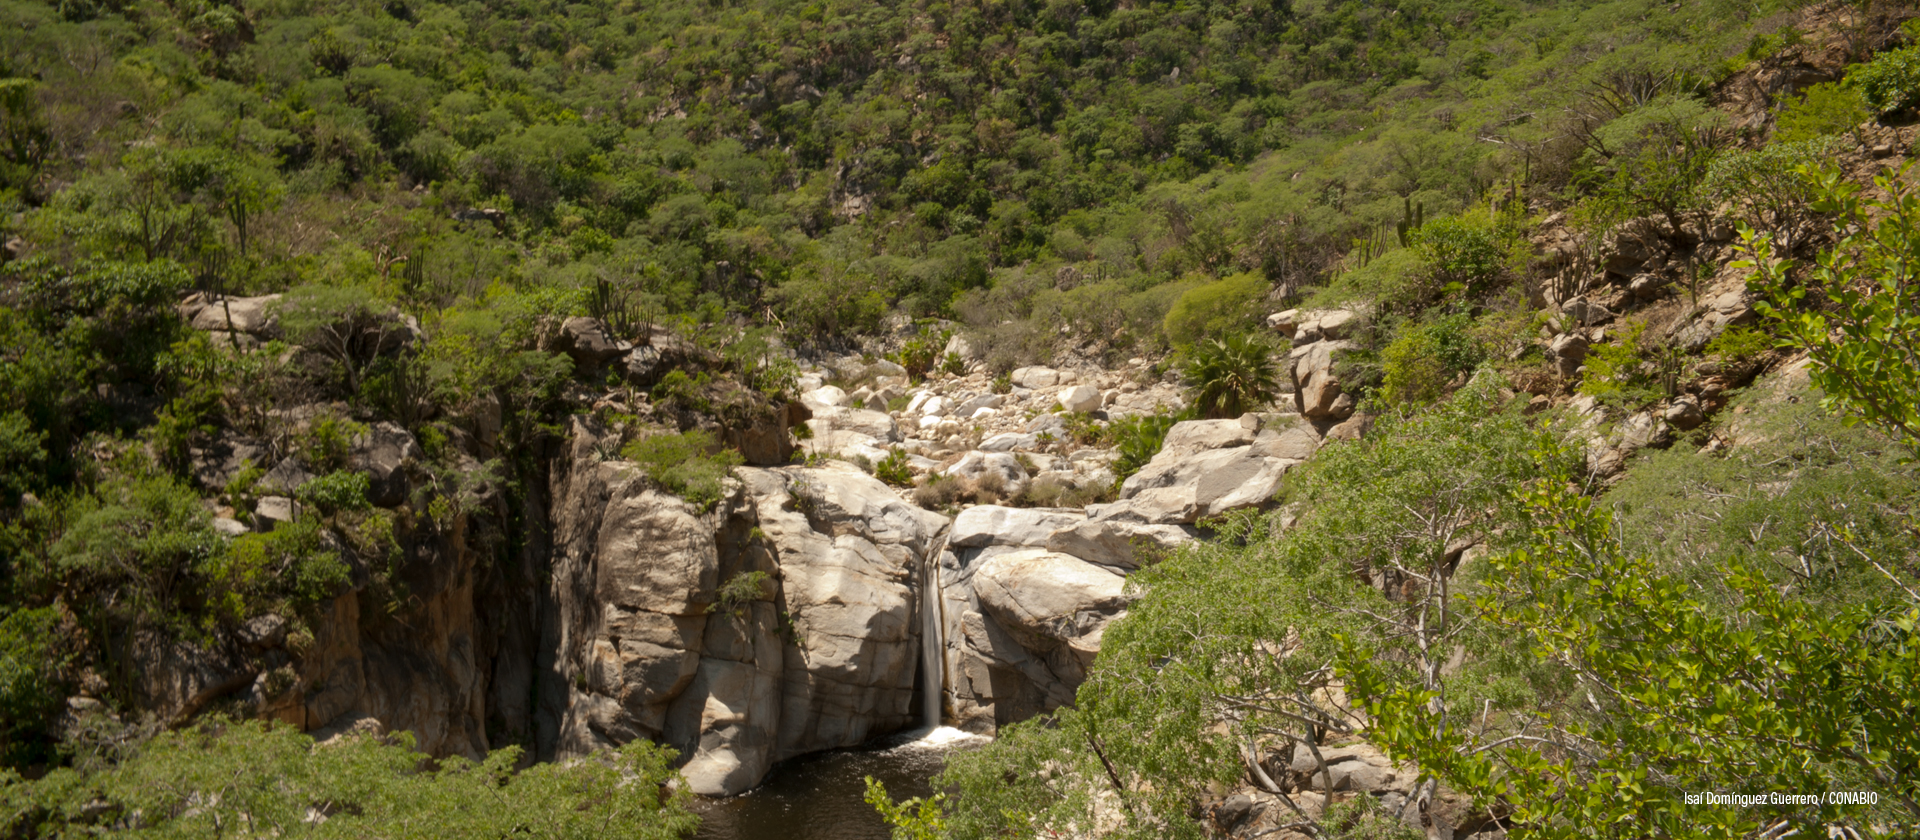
1,720,697,838
300,416,367,473
892,331,948,383
220,518,351,620
297,470,372,516
1577,318,1661,407
1408,214,1503,295
1580,95,1727,240
277,283,404,396
620,430,743,511
874,448,914,488
864,778,947,840
1848,45,1920,116
48,469,227,632
1704,324,1772,367
1161,273,1267,347
713,570,770,618
1378,313,1486,410
1106,413,1178,481
0,608,67,769
722,327,799,397
1354,441,1920,837
650,370,713,414
1744,163,1920,453
1182,333,1281,420
1702,136,1838,249
0,412,47,504
1773,82,1871,144
1309,247,1425,310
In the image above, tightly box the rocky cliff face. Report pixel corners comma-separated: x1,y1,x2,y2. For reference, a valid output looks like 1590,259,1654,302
148,303,1325,798
543,415,949,794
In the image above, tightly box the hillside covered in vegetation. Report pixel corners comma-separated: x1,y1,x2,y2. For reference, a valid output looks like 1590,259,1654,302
3,0,1920,833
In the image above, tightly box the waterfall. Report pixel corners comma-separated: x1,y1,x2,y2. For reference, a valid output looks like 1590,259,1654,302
919,537,949,728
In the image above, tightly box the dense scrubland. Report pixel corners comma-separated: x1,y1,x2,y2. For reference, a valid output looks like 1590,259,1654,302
2,0,1920,833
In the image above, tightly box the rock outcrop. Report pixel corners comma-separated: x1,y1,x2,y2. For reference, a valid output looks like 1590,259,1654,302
547,418,948,794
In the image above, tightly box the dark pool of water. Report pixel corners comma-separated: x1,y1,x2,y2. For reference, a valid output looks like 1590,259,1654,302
691,728,981,840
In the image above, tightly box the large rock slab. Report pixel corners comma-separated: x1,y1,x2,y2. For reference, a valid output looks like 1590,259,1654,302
1292,340,1359,420
1046,519,1199,571
950,505,1086,549
1160,418,1257,454
1119,445,1295,521
806,407,899,443
973,549,1126,667
189,294,282,335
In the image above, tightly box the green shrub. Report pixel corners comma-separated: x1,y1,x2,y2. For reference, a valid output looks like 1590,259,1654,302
1702,136,1838,248
894,331,947,382
49,471,227,628
990,372,1012,394
0,607,66,768
301,416,367,473
0,411,46,504
1773,82,1870,143
0,720,697,838
874,447,914,487
713,570,770,617
1162,272,1267,347
1706,325,1773,367
1106,413,1178,480
1378,314,1486,410
221,518,351,618
1182,333,1281,420
1578,318,1661,407
297,470,372,516
940,351,967,376
650,369,713,413
1408,214,1503,295
1848,45,1920,116
1308,247,1424,311
621,429,743,511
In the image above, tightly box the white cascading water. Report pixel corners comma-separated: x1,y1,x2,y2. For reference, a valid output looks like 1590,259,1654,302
918,540,948,729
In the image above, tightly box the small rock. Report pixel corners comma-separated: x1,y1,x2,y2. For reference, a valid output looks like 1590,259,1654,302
1664,396,1705,431
979,432,1039,452
1010,366,1059,389
557,316,630,365
1315,309,1358,340
803,385,850,411
1628,273,1665,300
254,496,299,531
1056,384,1101,413
1549,333,1590,378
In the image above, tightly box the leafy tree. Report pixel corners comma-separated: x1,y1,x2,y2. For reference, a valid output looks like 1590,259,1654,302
1743,163,1920,453
1162,272,1268,347
1847,45,1920,116
1378,313,1485,410
1354,441,1920,837
1701,136,1838,251
1,720,699,838
278,283,410,396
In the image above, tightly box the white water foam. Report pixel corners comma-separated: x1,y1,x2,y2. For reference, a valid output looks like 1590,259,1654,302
883,725,991,753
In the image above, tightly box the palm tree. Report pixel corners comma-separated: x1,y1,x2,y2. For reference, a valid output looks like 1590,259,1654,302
1184,333,1281,420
